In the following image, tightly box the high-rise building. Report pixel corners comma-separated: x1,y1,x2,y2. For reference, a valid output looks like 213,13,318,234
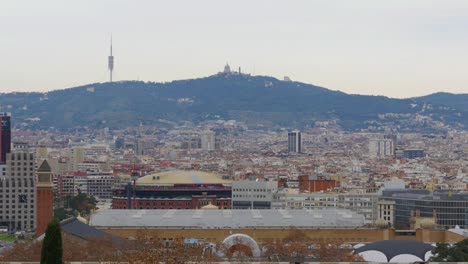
0,113,11,164
369,139,394,158
36,160,54,236
288,130,302,153
0,150,36,233
201,130,215,151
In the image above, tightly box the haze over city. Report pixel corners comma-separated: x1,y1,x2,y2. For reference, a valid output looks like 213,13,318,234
1,0,468,97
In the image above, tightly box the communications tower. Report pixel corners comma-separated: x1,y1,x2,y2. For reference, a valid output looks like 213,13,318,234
108,36,114,82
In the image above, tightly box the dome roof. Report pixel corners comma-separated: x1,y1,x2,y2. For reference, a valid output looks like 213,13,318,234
355,240,434,262
136,170,231,186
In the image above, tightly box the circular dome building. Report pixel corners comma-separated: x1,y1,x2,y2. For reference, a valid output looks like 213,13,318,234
112,170,232,210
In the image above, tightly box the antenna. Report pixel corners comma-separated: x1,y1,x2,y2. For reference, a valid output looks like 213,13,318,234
108,35,114,82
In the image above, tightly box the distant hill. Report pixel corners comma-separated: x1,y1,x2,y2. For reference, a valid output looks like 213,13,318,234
414,92,468,112
0,73,466,130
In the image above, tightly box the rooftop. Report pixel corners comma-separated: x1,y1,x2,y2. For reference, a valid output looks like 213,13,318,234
136,170,231,186
89,208,366,229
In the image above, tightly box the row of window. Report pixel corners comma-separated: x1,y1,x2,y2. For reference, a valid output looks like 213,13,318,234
0,204,34,208
233,194,267,198
0,211,35,216
9,153,34,160
233,188,272,192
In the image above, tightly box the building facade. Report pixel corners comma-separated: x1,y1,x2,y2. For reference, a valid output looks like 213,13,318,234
273,192,378,224
201,130,216,151
0,151,36,233
377,200,395,227
369,139,394,158
232,180,278,209
112,170,232,210
288,130,302,153
382,190,468,229
0,113,11,164
298,175,340,192
86,172,115,200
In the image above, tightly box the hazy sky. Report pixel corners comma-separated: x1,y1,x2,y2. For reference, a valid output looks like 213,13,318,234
1,0,468,98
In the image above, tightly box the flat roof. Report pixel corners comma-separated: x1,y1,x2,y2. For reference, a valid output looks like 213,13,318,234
90,208,366,229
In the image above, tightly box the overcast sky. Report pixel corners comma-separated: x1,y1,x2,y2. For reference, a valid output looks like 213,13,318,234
1,0,468,98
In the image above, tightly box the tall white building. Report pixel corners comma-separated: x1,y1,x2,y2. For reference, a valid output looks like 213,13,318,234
369,139,394,158
201,130,215,151
0,150,36,232
288,130,302,153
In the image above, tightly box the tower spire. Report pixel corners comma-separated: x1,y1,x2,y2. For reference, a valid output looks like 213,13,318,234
108,34,114,82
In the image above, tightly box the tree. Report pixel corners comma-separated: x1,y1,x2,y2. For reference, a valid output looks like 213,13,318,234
41,219,63,264
431,242,450,262
67,194,97,215
53,208,73,221
263,229,363,262
431,239,468,262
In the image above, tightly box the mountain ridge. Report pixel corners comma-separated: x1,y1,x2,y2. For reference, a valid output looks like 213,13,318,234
0,73,466,131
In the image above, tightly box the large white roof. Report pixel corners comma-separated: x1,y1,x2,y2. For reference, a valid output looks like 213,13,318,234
89,208,366,229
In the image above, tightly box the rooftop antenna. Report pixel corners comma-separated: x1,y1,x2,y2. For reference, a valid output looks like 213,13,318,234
108,35,114,82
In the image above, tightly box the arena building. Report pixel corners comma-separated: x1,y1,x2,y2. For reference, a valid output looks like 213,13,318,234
112,170,232,209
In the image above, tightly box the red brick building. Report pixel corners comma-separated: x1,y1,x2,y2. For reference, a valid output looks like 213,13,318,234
298,175,340,192
112,170,231,209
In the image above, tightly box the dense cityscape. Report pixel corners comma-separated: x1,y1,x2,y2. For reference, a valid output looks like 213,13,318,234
2,1,468,263
0,106,468,262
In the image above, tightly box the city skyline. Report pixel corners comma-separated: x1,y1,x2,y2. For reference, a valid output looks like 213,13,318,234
1,0,468,98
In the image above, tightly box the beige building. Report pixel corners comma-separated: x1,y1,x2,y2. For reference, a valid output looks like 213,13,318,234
377,200,395,227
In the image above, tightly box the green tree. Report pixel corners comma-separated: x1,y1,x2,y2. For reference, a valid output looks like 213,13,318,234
431,239,468,262
53,208,73,221
431,242,450,262
68,194,97,215
41,219,63,264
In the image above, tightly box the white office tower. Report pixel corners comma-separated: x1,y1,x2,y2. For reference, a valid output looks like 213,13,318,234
201,130,215,151
288,130,302,153
0,150,36,232
369,139,394,158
